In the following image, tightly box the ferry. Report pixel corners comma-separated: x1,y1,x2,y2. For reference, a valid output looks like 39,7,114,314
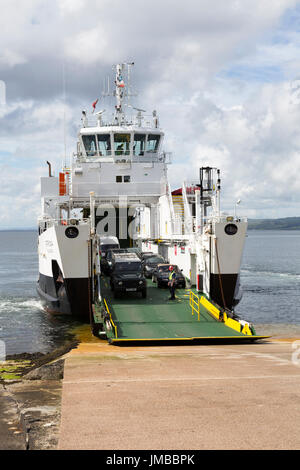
37,63,265,343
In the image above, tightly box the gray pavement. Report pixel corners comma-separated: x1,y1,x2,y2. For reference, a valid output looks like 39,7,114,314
0,384,26,450
58,339,300,450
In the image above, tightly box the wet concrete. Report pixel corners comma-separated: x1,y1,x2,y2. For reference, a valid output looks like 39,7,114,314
0,342,75,450
7,379,62,450
0,384,26,450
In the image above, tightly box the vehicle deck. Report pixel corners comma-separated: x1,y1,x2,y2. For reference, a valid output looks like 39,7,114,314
99,277,267,343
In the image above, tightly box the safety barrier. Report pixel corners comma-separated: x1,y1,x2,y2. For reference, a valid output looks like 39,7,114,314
103,298,118,339
189,291,201,321
189,291,253,336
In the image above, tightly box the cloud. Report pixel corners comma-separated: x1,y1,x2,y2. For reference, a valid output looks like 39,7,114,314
0,0,300,227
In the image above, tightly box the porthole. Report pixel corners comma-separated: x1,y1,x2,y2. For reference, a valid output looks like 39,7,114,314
65,226,79,239
224,224,238,236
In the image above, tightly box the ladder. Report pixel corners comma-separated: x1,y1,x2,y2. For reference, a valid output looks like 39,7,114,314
172,195,185,234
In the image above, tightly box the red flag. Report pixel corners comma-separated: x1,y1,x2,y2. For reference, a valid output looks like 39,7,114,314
92,98,99,113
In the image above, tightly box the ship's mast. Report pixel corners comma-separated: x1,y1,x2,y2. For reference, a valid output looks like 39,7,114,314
115,64,125,116
110,62,135,125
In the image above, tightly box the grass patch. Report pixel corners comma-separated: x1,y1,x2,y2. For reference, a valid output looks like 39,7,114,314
1,372,21,381
0,360,33,382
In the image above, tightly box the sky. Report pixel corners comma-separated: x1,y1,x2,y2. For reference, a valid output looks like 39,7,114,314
1,0,300,227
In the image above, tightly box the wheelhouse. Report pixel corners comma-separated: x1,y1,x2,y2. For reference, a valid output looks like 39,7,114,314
78,129,164,161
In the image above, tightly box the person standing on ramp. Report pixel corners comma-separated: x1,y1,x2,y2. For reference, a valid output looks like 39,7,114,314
168,265,176,300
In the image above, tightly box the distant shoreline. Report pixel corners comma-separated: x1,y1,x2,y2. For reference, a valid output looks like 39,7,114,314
1,217,300,231
248,217,300,230
0,229,36,232
248,227,300,230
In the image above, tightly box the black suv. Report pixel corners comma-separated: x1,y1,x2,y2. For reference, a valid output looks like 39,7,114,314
101,248,128,275
110,253,147,298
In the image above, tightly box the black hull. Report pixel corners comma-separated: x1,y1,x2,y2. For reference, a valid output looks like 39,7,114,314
37,273,91,320
210,273,238,311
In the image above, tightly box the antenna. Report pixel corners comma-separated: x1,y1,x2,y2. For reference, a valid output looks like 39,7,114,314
95,109,106,126
126,62,135,107
62,56,67,167
99,62,139,124
132,106,146,112
61,9,67,168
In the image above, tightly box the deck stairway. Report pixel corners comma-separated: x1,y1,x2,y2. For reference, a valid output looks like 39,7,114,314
172,194,185,234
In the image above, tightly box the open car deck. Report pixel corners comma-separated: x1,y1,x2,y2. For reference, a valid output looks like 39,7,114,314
98,277,267,343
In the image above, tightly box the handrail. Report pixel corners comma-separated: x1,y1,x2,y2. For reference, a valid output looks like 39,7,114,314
74,151,172,164
78,112,161,130
38,217,90,230
103,298,118,339
189,292,254,336
189,291,201,321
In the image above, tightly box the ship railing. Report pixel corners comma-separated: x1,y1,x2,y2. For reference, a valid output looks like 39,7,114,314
73,151,172,164
209,215,248,224
113,151,172,164
103,298,118,339
169,214,247,236
170,215,196,236
184,181,202,195
190,291,201,321
38,217,90,231
79,113,161,130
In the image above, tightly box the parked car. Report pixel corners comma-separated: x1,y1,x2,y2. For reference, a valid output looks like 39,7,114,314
110,253,147,298
143,255,166,278
101,248,128,275
126,247,142,258
152,264,186,289
140,252,155,262
99,236,120,255
99,236,120,272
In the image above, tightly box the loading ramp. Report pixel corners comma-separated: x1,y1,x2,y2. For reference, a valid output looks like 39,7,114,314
96,278,267,343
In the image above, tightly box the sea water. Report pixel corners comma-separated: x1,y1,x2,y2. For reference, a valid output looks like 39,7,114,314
0,229,299,355
0,231,78,355
238,230,300,337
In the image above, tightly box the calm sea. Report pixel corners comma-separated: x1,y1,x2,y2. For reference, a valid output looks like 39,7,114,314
0,231,79,355
238,230,300,337
0,229,299,354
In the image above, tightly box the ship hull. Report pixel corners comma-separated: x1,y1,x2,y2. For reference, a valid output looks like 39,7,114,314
37,223,92,319
209,273,238,311
37,273,91,319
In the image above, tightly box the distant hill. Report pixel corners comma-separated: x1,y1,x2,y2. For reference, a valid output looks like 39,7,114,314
0,228,36,232
248,217,300,230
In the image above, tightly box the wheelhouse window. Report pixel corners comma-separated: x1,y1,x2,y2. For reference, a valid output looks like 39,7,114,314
133,134,146,156
114,134,131,155
116,175,131,183
82,135,97,156
97,134,111,156
146,134,160,153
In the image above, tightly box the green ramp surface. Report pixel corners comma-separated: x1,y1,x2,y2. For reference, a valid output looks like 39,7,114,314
101,277,265,342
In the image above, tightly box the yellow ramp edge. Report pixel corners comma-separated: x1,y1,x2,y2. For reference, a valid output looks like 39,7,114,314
198,294,254,336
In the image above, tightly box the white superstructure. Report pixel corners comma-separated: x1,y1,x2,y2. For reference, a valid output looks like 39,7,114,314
37,63,247,318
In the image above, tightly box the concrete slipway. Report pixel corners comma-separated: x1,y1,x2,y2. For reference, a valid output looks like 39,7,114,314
58,338,300,450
